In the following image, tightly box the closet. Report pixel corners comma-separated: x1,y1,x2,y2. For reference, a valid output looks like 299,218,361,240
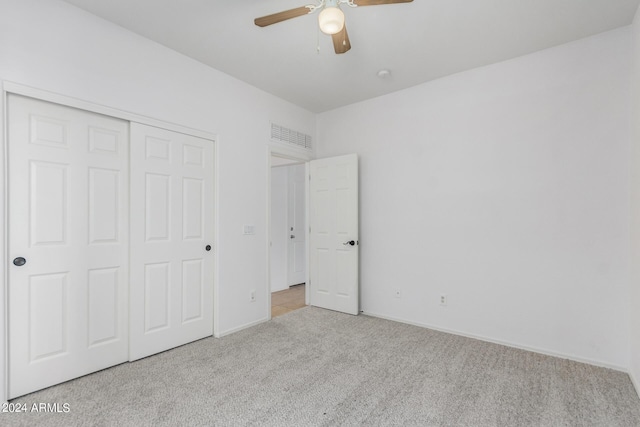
7,94,215,398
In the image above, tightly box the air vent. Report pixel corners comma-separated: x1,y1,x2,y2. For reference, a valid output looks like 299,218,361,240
271,123,312,150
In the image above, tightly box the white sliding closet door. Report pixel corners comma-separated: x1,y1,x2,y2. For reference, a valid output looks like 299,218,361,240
129,123,214,361
8,94,129,398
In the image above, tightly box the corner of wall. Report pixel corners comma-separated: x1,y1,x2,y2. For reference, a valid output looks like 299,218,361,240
629,2,640,400
631,369,640,400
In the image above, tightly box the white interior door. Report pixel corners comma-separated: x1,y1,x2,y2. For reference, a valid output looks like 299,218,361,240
287,164,306,286
129,123,214,361
309,154,359,315
8,94,129,398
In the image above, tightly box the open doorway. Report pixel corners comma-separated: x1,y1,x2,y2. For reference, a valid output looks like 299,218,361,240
268,151,359,318
270,154,307,318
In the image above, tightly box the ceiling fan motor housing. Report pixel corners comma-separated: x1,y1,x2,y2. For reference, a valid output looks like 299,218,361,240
319,10,344,35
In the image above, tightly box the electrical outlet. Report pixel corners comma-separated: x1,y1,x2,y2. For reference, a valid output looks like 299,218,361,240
250,290,256,302
439,294,447,306
395,289,402,298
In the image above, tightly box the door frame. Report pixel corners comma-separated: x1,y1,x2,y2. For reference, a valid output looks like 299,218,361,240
0,81,219,403
266,144,313,319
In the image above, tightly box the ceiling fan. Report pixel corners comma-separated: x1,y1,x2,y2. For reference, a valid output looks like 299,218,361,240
254,0,414,54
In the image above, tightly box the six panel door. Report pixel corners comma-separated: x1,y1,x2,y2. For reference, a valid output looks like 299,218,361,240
8,94,130,398
309,154,359,315
129,123,215,361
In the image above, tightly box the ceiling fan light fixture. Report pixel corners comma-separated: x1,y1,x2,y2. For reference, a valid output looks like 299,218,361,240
318,6,345,35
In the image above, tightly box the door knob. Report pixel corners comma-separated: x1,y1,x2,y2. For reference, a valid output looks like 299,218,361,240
290,235,295,239
343,240,356,246
13,257,26,266
205,245,211,251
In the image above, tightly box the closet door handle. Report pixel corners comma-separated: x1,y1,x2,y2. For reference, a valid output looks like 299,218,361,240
13,257,26,266
205,245,212,251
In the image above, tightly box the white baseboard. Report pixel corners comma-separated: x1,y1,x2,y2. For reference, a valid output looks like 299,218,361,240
361,310,627,373
215,317,269,338
630,368,640,399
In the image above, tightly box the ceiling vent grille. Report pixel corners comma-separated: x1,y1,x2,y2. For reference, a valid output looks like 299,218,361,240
271,123,312,150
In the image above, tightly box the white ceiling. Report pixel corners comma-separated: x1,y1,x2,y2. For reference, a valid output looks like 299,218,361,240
62,0,639,113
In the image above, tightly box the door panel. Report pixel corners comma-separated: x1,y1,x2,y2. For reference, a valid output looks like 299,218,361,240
183,178,204,239
29,273,67,361
288,164,306,286
309,154,359,315
89,168,120,243
144,262,171,332
30,161,68,245
182,259,204,322
130,123,214,361
87,267,120,346
8,94,129,398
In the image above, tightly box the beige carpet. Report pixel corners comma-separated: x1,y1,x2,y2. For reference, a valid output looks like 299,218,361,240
4,307,640,426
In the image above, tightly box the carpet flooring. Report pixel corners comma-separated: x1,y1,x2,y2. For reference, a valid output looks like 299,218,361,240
4,307,640,426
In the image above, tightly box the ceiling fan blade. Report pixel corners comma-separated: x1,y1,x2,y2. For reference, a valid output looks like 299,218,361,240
254,6,312,27
332,25,351,54
353,0,413,5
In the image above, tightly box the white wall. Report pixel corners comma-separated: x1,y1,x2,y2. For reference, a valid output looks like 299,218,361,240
270,167,290,292
0,0,315,402
317,27,632,368
630,4,640,394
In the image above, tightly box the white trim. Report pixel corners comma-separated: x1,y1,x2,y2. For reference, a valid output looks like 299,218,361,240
212,136,221,338
304,161,310,307
362,310,628,373
2,82,216,141
266,147,273,320
1,81,220,400
1,82,7,403
216,317,269,338
268,142,314,163
631,369,640,399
